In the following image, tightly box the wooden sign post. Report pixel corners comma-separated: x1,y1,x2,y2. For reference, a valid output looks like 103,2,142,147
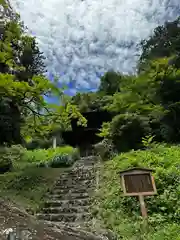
119,167,157,223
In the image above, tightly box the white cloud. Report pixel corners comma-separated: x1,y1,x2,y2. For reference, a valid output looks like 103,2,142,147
10,0,180,92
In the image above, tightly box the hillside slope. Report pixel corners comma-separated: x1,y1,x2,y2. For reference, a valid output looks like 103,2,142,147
93,144,180,239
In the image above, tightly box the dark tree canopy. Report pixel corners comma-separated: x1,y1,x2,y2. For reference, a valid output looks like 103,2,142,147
98,71,122,95
138,16,180,73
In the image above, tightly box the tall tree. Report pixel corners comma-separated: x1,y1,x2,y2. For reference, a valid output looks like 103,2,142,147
0,13,86,145
98,71,122,95
138,16,180,73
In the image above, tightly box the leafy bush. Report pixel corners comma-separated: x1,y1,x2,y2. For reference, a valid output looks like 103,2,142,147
20,146,77,162
0,145,24,173
0,145,79,171
20,146,80,168
107,113,151,152
38,148,80,168
94,144,180,239
0,147,12,173
48,154,73,168
7,144,25,161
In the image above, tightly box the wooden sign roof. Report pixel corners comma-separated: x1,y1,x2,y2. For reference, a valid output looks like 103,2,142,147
119,167,154,175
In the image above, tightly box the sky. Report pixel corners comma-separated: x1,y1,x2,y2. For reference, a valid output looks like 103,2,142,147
10,0,180,96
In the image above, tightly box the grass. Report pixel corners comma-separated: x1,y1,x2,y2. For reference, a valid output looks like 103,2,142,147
17,145,78,165
0,145,78,213
0,168,67,213
92,143,180,239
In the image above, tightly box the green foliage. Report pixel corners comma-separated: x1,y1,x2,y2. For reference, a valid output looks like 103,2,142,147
21,102,87,142
0,145,25,173
37,148,80,168
0,167,64,212
99,113,151,152
138,16,180,73
94,145,180,239
97,122,111,138
0,147,13,173
141,134,156,149
0,15,85,145
48,154,73,168
19,146,78,165
98,71,122,95
71,91,112,112
0,145,79,211
97,57,180,151
0,144,78,171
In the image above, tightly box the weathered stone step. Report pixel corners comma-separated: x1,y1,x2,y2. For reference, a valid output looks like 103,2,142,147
74,161,97,167
79,156,98,161
47,192,90,200
63,168,96,174
55,178,95,187
37,212,91,222
50,187,95,195
44,198,91,208
53,184,94,191
62,173,96,180
55,177,95,185
55,178,95,185
59,174,95,180
41,206,89,214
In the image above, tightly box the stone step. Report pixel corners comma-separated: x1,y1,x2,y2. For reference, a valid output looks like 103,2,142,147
47,192,90,200
80,156,98,161
37,212,91,222
63,172,96,179
73,161,98,167
57,173,95,180
59,174,95,180
53,184,94,191
41,206,89,214
55,178,95,186
54,179,95,188
74,162,97,167
44,198,91,208
63,168,96,174
50,187,95,195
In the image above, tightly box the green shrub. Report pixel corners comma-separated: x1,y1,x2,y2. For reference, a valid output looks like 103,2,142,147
21,146,80,168
0,145,25,173
8,144,25,161
37,148,80,168
0,147,13,173
110,113,151,152
49,154,73,168
98,113,152,152
20,146,77,163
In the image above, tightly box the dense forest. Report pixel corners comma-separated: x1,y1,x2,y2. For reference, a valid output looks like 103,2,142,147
1,4,180,154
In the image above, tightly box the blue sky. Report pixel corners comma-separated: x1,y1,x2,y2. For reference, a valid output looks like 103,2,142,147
10,0,180,96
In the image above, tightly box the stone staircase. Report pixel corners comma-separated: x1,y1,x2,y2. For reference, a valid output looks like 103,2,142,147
37,156,99,226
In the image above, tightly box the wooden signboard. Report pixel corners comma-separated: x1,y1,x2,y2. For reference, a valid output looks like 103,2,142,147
119,167,157,219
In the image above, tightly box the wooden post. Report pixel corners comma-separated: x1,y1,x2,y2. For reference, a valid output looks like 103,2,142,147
139,195,148,231
139,195,147,218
